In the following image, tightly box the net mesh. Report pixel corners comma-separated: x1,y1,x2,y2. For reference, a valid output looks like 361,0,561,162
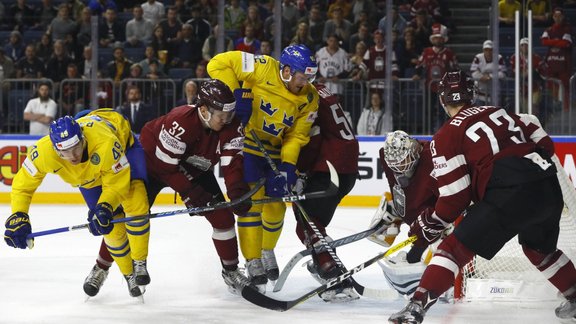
459,156,576,300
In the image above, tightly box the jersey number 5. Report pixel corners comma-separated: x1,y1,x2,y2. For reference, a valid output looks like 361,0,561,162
329,103,355,140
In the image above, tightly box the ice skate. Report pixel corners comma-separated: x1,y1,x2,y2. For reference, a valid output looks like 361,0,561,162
319,279,359,303
305,255,359,303
245,258,267,293
124,273,145,302
261,249,279,281
305,259,326,284
83,264,108,298
555,298,576,319
222,268,257,295
132,259,150,286
388,300,426,324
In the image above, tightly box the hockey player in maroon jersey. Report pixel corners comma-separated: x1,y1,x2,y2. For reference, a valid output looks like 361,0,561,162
389,71,576,323
292,83,360,302
540,7,573,111
369,130,439,296
412,23,459,132
83,79,256,296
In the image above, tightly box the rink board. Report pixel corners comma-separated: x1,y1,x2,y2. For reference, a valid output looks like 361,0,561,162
0,135,575,207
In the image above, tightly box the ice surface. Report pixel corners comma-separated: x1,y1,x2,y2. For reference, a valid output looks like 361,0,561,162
0,205,562,324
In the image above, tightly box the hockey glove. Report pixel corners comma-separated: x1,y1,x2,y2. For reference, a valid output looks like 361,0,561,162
4,212,34,249
227,182,253,216
265,162,297,197
292,173,308,195
409,208,449,245
280,162,297,192
233,88,254,125
88,202,115,236
181,184,221,215
368,193,402,247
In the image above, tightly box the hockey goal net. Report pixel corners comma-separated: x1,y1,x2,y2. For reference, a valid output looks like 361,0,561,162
454,155,576,301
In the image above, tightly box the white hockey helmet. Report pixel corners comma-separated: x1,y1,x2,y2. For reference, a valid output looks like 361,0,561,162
383,130,422,176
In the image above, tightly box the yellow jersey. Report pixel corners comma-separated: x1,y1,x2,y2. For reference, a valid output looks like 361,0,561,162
207,51,319,164
11,110,133,213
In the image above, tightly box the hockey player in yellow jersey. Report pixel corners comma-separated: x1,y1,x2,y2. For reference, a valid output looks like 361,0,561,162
207,44,319,291
4,110,151,298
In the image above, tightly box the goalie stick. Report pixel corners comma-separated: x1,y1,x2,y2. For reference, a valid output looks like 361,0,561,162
273,217,389,292
241,235,417,311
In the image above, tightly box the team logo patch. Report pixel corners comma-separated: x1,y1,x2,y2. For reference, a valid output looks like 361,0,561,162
185,155,212,171
306,111,318,123
307,92,313,103
112,155,129,174
90,153,100,165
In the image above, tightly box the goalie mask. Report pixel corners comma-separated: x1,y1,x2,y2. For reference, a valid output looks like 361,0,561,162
383,130,422,177
438,71,475,115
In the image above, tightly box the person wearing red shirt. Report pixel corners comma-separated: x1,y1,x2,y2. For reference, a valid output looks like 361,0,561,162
540,7,573,111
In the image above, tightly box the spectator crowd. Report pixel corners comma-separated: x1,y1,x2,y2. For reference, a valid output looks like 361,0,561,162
0,0,574,135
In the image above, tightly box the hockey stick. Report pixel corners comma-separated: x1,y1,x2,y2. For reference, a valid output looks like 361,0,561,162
250,130,369,300
273,217,389,292
26,177,266,238
241,235,417,311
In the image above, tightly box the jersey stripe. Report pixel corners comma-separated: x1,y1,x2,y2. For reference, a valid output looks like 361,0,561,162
155,147,179,165
439,174,471,197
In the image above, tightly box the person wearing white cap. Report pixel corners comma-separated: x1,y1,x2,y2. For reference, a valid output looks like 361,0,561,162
470,39,507,105
510,37,545,116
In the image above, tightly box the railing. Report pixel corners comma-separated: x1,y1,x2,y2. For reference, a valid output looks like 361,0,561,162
0,78,55,134
1,76,574,135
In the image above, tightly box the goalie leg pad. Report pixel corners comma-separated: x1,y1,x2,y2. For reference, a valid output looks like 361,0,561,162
378,251,426,296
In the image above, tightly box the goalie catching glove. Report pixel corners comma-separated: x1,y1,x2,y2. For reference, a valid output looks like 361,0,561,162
4,212,34,249
368,192,402,247
409,208,450,245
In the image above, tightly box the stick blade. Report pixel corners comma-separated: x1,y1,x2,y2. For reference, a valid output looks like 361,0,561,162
325,160,339,190
241,286,289,311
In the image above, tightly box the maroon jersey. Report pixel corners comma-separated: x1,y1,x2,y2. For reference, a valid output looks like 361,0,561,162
415,46,459,92
380,142,438,225
430,107,554,222
297,84,359,175
541,21,573,71
139,104,245,195
362,46,400,80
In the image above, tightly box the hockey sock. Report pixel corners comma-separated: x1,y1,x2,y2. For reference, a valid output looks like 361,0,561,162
523,246,576,299
96,238,114,271
416,235,474,301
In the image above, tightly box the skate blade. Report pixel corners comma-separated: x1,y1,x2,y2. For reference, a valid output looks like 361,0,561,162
255,283,266,294
322,294,360,303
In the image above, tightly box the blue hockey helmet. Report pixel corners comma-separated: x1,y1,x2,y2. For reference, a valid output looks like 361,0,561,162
279,44,318,82
49,116,83,151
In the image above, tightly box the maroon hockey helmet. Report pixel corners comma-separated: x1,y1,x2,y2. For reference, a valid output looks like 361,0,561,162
438,71,475,113
197,79,236,124
197,79,235,112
